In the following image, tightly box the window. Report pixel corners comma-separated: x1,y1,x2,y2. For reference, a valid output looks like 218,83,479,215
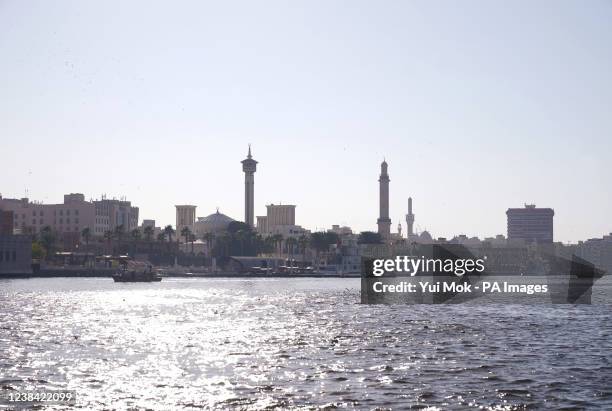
60,210,63,216
66,210,70,215
40,211,44,216
75,210,79,215
67,218,70,224
75,218,79,224
59,218,63,224
32,210,36,216
32,219,36,225
39,219,43,224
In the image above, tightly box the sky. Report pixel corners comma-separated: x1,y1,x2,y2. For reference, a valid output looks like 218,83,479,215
1,0,611,243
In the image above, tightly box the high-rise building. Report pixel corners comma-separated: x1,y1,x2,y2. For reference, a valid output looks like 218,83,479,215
175,205,196,240
506,204,554,243
93,197,139,235
377,160,391,239
405,197,415,237
241,145,257,227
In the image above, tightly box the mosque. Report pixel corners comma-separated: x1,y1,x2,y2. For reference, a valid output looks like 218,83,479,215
376,160,433,244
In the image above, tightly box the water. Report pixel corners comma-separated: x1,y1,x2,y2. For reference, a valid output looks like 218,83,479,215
1,277,611,410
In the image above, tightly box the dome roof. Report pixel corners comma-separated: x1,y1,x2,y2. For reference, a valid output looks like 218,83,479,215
194,210,236,235
198,210,235,224
419,230,432,241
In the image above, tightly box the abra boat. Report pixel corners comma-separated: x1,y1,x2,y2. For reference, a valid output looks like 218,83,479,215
112,261,162,282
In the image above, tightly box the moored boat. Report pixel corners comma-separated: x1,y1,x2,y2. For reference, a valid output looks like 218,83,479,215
112,261,161,282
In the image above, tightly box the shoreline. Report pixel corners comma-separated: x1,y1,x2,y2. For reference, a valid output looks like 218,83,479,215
0,271,361,279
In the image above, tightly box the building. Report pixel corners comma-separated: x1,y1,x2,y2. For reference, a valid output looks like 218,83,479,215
0,210,14,235
139,219,163,238
256,204,307,238
93,196,139,235
175,205,196,240
241,145,258,227
405,197,415,237
194,209,236,237
267,204,295,227
256,216,268,234
506,204,554,243
0,193,139,246
575,233,612,275
0,193,96,238
0,234,32,275
377,160,391,240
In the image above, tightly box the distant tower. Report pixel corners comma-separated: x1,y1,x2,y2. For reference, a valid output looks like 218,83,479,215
241,145,258,227
397,222,402,238
377,160,391,239
175,205,196,241
405,197,415,237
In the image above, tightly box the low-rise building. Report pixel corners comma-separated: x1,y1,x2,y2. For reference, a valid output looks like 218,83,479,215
0,234,32,275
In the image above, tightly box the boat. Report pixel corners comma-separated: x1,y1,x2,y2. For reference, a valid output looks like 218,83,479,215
112,261,162,282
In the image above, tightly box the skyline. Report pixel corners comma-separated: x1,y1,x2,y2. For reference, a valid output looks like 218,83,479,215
1,1,611,242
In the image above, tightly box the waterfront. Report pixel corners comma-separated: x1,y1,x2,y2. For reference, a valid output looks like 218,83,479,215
1,277,611,409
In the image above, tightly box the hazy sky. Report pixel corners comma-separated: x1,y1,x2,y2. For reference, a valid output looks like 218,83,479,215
1,1,611,243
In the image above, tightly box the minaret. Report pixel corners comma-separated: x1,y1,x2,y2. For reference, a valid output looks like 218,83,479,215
241,145,257,227
397,222,402,238
405,197,415,237
377,160,391,239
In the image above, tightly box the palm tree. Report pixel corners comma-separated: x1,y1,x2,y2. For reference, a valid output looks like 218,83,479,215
271,234,284,258
157,232,166,243
103,230,114,254
129,229,141,255
114,225,125,253
143,226,154,252
286,237,297,259
40,226,56,259
180,226,192,245
143,226,154,242
188,233,196,254
298,234,310,262
131,228,141,242
163,225,175,243
81,227,91,251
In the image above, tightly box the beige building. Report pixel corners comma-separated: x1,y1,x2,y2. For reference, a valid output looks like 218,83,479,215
175,205,196,240
0,193,95,236
0,193,139,238
256,204,307,238
266,204,295,226
93,197,139,235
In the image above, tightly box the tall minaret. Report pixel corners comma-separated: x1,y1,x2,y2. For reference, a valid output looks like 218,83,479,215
377,160,391,239
241,145,258,227
405,197,415,237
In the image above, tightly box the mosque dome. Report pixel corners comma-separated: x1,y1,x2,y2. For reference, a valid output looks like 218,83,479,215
419,230,433,242
194,210,235,236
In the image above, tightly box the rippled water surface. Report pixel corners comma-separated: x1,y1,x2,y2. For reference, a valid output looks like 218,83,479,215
1,277,611,410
